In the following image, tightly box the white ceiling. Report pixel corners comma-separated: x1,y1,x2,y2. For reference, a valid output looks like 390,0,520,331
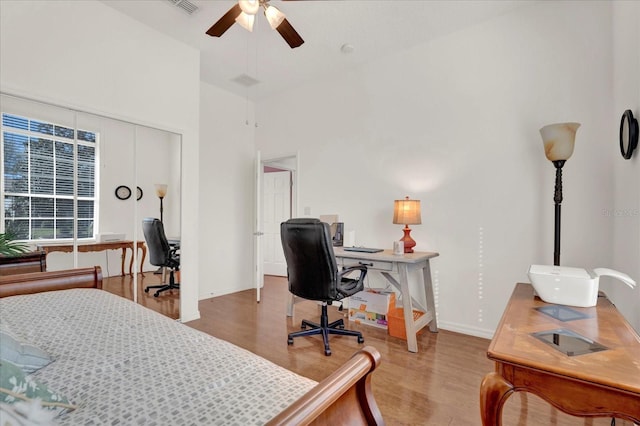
102,0,533,101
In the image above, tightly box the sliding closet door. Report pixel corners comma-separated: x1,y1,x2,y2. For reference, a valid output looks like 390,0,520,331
2,94,181,316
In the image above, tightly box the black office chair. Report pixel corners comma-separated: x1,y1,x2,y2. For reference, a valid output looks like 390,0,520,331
142,217,180,297
281,218,368,356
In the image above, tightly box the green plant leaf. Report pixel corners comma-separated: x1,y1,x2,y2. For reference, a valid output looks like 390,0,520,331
0,232,30,256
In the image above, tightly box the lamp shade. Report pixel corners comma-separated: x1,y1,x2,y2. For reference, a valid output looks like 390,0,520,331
235,12,255,32
154,184,168,198
539,122,581,162
264,5,286,30
238,0,259,15
393,197,422,225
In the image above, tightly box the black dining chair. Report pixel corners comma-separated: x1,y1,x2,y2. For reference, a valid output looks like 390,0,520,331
280,218,368,356
142,217,180,297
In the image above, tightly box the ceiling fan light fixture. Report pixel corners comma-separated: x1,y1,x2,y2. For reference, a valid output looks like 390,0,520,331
264,5,285,30
238,0,259,15
235,12,255,32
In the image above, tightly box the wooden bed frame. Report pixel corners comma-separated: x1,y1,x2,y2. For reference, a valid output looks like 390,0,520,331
0,267,385,425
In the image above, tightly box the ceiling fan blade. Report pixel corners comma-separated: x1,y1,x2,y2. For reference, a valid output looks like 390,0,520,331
206,3,242,37
275,18,304,49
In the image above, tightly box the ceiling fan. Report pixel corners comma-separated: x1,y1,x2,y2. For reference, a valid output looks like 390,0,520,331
206,0,304,49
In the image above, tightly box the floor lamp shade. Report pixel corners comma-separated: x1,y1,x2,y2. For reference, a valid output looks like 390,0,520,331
393,196,422,253
155,184,168,223
539,122,580,266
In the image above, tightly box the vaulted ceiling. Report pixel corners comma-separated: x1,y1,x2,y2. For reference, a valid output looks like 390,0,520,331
102,0,533,101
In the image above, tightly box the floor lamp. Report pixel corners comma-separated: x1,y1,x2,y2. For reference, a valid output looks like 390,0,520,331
153,184,168,275
539,123,580,266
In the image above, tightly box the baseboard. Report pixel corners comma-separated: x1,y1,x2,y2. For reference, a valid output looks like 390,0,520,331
438,320,495,340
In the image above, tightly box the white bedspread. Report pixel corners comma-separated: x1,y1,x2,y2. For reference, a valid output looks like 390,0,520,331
0,289,316,425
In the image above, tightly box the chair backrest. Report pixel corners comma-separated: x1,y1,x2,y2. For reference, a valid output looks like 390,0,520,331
142,217,172,267
280,218,339,301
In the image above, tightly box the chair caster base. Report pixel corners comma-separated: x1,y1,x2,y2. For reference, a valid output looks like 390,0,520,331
287,338,294,345
324,349,331,356
144,288,149,293
358,336,364,344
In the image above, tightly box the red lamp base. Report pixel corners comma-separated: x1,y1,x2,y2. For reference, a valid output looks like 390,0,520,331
400,225,416,253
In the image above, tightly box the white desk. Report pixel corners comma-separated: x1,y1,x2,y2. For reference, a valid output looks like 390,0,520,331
334,248,440,353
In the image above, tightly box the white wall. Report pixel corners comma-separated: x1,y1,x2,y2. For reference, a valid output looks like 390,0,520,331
609,0,640,331
0,0,201,322
198,82,256,299
256,1,619,337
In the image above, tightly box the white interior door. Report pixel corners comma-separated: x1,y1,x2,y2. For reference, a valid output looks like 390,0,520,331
263,170,290,276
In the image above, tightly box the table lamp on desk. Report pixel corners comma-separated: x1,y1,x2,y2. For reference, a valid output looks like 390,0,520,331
393,196,421,253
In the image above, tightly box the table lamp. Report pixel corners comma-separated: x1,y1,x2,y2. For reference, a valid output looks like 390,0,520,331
393,196,422,253
539,122,580,266
154,184,168,223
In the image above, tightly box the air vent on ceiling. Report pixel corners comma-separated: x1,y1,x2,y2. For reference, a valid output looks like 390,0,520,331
232,74,261,87
167,0,198,15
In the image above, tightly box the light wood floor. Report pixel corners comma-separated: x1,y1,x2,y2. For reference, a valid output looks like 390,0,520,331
103,274,633,426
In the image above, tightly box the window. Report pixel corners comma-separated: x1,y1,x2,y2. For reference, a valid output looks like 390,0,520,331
1,113,98,241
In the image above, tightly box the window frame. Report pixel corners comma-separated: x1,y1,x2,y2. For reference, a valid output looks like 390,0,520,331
1,112,100,243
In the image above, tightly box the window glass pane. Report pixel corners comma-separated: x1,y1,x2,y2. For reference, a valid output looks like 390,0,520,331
32,197,54,218
56,219,73,239
30,176,54,195
77,130,96,143
4,196,29,218
77,219,93,238
55,141,74,160
3,132,29,193
2,114,28,130
4,219,29,240
77,200,93,218
54,125,74,139
29,120,53,135
56,158,74,196
56,199,74,218
31,219,54,240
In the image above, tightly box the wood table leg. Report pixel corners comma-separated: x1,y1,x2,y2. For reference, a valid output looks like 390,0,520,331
398,263,419,353
128,243,135,275
120,247,126,276
422,260,438,332
480,372,514,426
139,243,146,276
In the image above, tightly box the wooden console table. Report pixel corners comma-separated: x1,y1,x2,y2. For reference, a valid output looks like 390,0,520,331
37,241,146,277
480,283,640,425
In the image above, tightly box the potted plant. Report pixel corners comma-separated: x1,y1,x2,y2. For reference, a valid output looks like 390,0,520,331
0,231,29,256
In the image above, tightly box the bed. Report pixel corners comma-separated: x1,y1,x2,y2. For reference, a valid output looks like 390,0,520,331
0,267,383,425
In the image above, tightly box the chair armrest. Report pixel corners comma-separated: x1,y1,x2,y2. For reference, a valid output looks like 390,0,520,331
339,265,367,280
337,265,368,298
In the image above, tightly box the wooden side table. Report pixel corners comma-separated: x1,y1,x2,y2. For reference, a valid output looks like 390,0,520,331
480,283,640,424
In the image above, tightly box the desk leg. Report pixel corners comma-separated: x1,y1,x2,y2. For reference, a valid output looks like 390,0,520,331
139,244,146,276
398,264,419,353
422,261,438,332
480,372,514,426
120,248,126,276
129,245,135,276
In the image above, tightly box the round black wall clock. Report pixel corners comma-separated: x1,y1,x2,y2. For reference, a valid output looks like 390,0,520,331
619,109,638,160
115,185,132,200
136,186,143,201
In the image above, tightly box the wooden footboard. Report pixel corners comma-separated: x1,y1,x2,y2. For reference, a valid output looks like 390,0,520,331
267,346,385,426
0,266,102,298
